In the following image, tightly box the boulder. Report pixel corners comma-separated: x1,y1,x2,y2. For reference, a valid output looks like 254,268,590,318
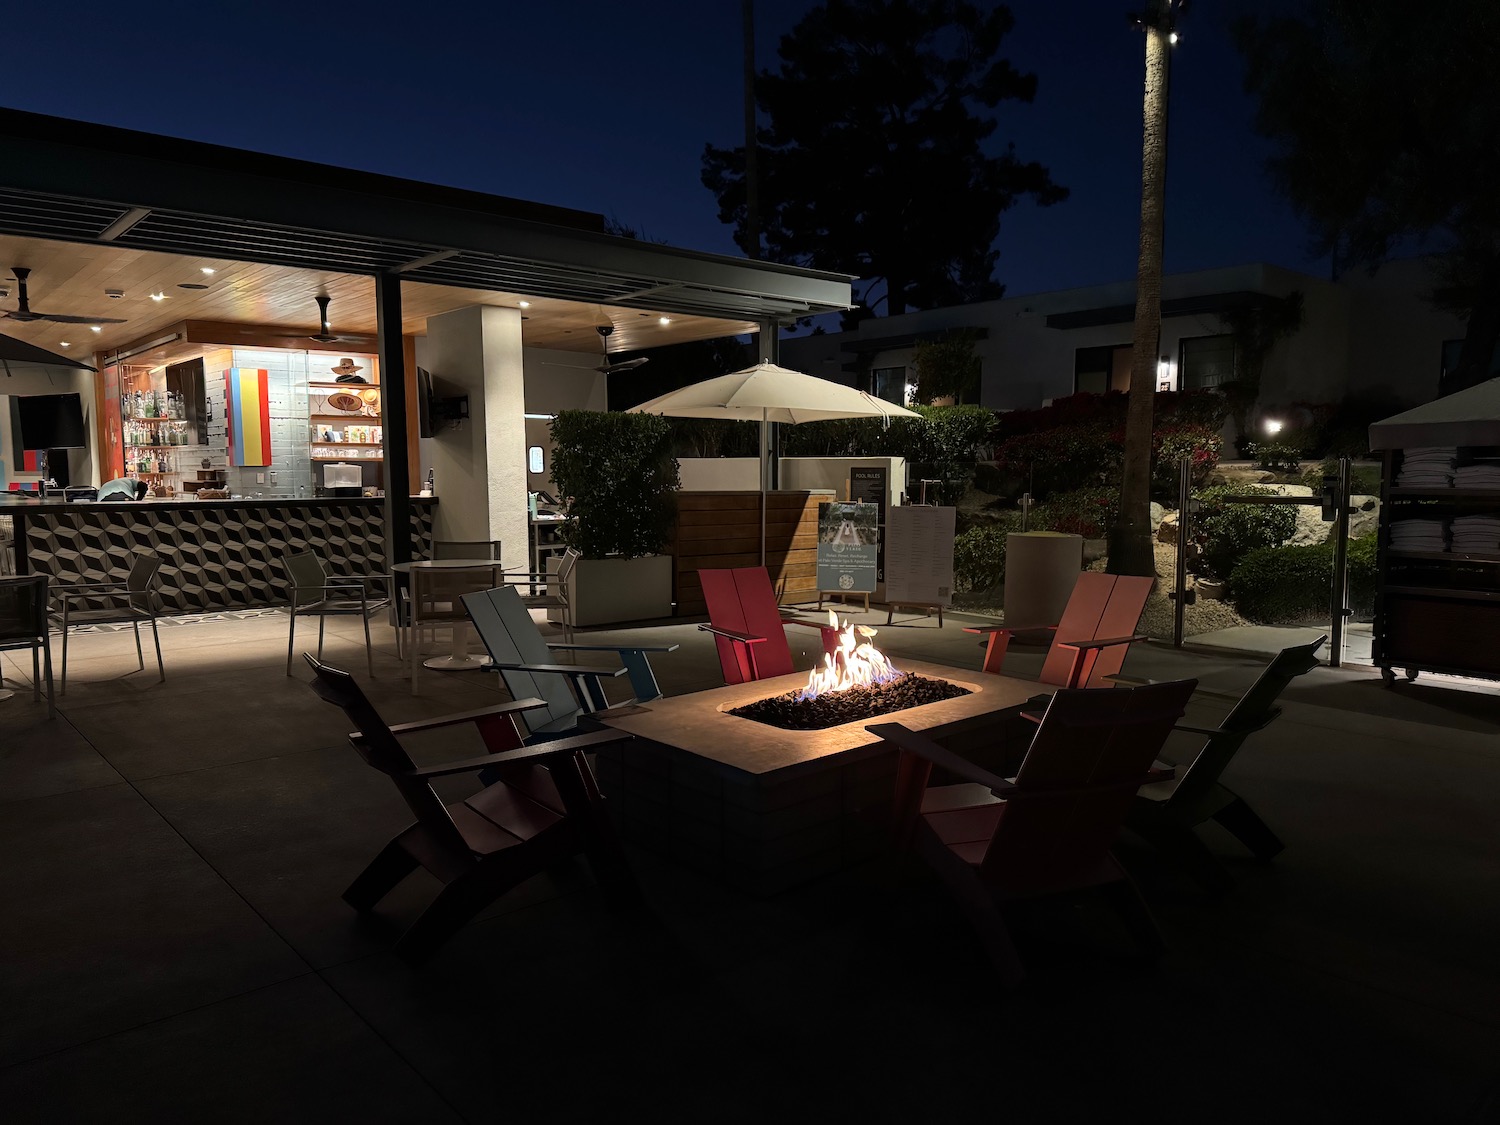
1150,501,1164,533
1348,503,1381,541
1157,510,1180,544
1209,466,1276,487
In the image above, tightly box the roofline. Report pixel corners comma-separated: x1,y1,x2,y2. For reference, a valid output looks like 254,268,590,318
0,107,854,321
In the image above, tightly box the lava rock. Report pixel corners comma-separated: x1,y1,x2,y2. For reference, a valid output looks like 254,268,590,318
729,673,972,731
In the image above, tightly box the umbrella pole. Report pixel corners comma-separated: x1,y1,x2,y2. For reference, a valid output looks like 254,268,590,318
760,412,768,567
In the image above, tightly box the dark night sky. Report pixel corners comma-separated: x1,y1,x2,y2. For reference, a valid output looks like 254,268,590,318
2,0,1323,302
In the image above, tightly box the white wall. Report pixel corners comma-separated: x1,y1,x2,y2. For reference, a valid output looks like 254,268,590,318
416,306,527,568
0,362,98,488
678,457,759,491
520,348,606,493
676,456,907,506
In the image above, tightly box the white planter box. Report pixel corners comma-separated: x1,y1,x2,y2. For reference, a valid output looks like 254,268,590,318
548,553,673,627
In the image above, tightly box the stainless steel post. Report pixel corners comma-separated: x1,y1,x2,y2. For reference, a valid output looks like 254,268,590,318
1330,455,1351,668
1174,454,1189,648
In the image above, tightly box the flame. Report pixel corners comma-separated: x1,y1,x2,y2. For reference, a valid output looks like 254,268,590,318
797,610,903,701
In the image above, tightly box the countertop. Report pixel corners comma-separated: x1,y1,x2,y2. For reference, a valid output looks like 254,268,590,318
0,495,439,512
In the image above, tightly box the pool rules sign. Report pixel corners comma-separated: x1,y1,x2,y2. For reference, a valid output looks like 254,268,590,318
885,505,957,607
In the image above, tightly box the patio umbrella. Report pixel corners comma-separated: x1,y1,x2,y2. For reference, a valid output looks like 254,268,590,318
628,361,920,564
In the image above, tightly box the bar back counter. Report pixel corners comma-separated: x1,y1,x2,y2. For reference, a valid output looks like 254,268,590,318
3,496,437,613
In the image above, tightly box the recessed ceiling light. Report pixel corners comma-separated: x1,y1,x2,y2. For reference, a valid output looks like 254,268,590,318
59,341,70,347
200,267,216,275
518,300,530,309
90,325,102,333
150,292,168,301
105,289,124,299
659,317,672,325
178,283,209,290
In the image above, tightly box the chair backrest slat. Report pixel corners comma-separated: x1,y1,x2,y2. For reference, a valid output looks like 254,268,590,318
463,585,580,733
1170,635,1325,817
126,551,163,614
1082,575,1154,686
699,566,792,683
1038,571,1116,686
304,656,468,853
981,678,1196,890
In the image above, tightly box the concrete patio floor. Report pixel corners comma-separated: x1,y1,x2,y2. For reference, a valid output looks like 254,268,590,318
2,602,1498,1122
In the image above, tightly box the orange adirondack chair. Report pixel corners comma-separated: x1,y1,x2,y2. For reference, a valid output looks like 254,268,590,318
305,655,641,964
965,571,1153,688
869,676,1195,987
698,566,839,684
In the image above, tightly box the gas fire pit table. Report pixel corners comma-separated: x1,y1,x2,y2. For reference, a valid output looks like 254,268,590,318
594,658,1048,895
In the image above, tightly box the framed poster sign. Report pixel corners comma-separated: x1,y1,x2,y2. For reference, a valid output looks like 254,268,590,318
885,505,956,606
816,500,879,593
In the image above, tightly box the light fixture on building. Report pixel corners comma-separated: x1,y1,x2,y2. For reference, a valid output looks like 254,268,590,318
1156,353,1174,391
1264,418,1284,435
200,266,216,275
90,325,102,333
105,289,124,299
659,317,672,325
59,341,70,347
518,300,531,309
150,292,168,302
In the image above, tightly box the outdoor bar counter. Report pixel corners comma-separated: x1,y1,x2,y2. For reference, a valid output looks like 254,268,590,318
3,495,436,613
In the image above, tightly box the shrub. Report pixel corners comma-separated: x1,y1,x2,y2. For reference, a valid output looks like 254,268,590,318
1299,460,1383,496
1253,441,1302,472
1033,487,1119,539
953,520,1017,593
1194,484,1298,581
992,422,1122,497
549,411,680,559
1229,535,1378,624
1151,424,1223,497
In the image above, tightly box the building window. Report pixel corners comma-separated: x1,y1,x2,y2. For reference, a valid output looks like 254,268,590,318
1074,345,1131,394
1178,334,1237,391
869,366,907,405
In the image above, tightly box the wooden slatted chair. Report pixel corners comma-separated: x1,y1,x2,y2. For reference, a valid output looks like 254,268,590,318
697,565,839,685
869,677,1196,988
1126,635,1325,892
305,654,641,964
965,571,1153,688
462,584,677,738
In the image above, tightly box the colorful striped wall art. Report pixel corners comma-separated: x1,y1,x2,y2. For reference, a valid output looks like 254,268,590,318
224,368,272,467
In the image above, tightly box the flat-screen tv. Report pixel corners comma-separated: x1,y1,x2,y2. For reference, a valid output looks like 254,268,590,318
18,393,86,449
417,368,469,437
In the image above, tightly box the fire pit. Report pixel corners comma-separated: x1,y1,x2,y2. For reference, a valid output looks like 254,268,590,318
729,614,970,730
595,637,1047,896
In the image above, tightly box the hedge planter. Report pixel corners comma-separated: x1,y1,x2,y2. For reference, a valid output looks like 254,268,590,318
549,553,673,627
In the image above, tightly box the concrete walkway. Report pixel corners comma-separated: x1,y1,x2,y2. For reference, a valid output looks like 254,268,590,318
2,603,1497,1122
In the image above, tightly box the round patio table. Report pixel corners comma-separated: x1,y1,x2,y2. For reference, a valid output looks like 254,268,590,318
392,559,509,671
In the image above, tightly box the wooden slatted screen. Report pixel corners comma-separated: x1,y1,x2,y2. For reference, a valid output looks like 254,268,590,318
672,491,832,616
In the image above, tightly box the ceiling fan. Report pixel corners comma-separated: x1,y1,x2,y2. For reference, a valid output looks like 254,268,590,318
308,295,346,343
2,267,128,325
591,324,648,375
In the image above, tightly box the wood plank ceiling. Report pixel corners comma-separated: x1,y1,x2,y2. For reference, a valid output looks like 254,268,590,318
0,234,759,366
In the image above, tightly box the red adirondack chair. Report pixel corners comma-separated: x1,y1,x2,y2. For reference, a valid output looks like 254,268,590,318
965,571,1153,688
869,676,1195,988
697,566,839,684
305,655,641,964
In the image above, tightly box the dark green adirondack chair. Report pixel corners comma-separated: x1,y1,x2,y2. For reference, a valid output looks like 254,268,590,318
1126,635,1325,891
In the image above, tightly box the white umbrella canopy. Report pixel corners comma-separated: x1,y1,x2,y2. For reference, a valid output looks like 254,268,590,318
628,361,921,565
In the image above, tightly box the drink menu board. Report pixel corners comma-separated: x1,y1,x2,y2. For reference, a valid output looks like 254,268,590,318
885,505,956,606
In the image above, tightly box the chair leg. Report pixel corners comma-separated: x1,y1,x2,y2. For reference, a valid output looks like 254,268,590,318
1098,871,1167,960
42,632,54,718
131,617,145,672
317,611,327,660
395,874,513,965
149,615,164,682
1127,804,1234,894
286,604,296,676
343,838,420,912
362,597,375,677
60,603,70,695
1211,795,1285,862
31,643,40,702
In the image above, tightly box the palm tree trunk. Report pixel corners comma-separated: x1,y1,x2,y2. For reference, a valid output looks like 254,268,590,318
1109,23,1172,579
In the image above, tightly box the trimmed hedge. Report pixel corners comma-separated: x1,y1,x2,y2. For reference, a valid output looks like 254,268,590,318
1033,487,1118,539
550,411,680,559
1229,535,1378,624
953,518,1020,593
1195,485,1297,582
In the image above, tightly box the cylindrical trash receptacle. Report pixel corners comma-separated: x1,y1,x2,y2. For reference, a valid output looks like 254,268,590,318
1004,531,1083,632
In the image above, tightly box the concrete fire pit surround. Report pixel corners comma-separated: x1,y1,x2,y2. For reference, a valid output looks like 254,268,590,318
595,659,1047,896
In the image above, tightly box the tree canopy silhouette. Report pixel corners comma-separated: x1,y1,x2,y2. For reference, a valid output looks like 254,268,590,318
1236,0,1500,396
702,0,1066,320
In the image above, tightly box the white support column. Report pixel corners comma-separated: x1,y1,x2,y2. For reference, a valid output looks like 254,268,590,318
419,305,527,568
